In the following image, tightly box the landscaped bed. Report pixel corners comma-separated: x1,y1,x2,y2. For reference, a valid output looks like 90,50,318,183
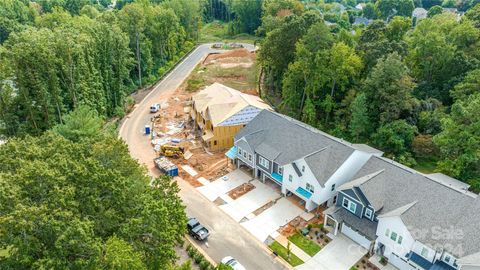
288,232,322,256
268,241,304,267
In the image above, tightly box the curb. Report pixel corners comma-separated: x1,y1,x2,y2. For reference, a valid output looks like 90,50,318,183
185,236,218,267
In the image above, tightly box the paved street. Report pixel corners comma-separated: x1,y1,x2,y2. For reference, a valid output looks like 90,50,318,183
119,43,287,270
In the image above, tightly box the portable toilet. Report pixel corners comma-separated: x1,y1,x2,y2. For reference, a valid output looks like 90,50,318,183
145,125,151,135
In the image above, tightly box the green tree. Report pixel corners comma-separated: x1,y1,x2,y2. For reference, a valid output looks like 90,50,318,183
103,236,147,270
349,93,371,141
375,0,415,20
433,95,480,192
357,20,408,72
259,12,321,94
53,105,104,142
231,0,263,35
372,120,417,157
427,5,443,17
363,53,416,125
465,3,480,28
362,3,377,19
0,133,187,269
450,69,480,102
406,13,480,104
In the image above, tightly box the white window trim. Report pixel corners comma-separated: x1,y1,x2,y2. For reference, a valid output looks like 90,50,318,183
259,156,270,169
365,208,373,219
278,167,283,175
342,198,357,214
248,154,252,161
306,183,314,193
288,175,293,182
421,247,429,258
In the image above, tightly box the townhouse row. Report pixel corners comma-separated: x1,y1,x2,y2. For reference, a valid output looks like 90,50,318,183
226,109,480,270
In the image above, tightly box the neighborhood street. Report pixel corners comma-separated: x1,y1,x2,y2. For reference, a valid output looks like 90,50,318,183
119,43,287,270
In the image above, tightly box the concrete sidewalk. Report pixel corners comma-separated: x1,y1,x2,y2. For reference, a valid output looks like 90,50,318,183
274,233,312,263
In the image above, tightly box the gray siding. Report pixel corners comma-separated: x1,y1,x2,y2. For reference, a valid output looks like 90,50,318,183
256,153,272,174
273,162,279,174
236,140,254,167
337,191,364,218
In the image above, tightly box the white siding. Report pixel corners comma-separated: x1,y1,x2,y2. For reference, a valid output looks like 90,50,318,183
320,150,372,206
376,216,415,258
282,158,321,211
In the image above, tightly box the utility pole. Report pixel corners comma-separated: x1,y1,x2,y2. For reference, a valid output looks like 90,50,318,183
136,31,142,88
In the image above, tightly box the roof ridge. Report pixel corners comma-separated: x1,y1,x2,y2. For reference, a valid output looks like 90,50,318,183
270,111,358,151
338,169,385,191
378,201,418,218
303,146,329,159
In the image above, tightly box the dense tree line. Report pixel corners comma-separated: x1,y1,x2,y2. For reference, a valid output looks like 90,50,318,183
0,106,187,269
0,0,199,137
258,1,480,191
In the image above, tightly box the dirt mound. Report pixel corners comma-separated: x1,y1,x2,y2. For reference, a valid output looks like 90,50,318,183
207,48,253,60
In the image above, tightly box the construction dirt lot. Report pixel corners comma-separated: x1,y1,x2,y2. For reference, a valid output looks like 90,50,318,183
150,48,259,186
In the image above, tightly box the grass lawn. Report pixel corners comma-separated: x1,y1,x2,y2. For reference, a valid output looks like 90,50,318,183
269,241,304,267
413,157,439,174
288,232,322,256
199,21,258,44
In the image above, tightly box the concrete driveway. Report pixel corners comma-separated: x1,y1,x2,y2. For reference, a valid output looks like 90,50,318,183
219,180,281,222
196,169,252,201
242,197,305,242
296,234,367,270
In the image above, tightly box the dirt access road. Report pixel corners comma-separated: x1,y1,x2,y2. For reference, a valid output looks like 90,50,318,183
119,43,287,270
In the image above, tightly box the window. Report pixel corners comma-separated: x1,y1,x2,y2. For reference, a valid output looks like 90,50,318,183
444,255,451,263
238,148,242,155
342,198,357,214
278,167,283,175
243,152,247,158
365,208,373,219
306,183,314,193
248,154,252,162
421,247,429,258
289,175,293,182
259,156,270,169
301,165,305,172
331,184,336,191
214,140,217,145
398,235,403,245
390,231,398,241
385,229,390,237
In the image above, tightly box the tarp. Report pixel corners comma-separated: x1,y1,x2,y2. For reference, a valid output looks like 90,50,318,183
225,146,237,159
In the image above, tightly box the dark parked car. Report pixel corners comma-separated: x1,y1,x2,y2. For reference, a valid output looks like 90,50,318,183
187,217,210,241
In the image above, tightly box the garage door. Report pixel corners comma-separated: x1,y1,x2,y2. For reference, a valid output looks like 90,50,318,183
389,253,418,270
341,223,372,250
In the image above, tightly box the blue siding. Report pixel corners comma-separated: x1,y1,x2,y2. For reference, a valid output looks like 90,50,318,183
337,191,363,218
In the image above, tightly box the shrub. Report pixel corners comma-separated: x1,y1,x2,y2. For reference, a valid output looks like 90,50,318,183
194,252,203,264
187,245,196,258
199,259,211,270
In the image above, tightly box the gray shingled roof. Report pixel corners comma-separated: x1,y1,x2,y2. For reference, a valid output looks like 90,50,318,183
235,110,355,186
351,156,480,258
329,206,378,240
